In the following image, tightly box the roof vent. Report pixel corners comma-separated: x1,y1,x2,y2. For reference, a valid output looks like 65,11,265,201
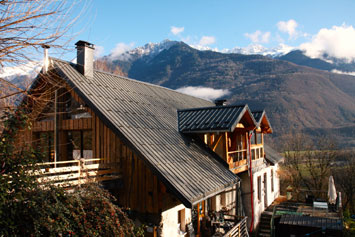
215,99,227,106
75,40,95,79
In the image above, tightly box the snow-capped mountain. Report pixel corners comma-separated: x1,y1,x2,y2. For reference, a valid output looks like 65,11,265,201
189,43,294,57
223,43,294,57
0,61,41,81
107,40,295,63
107,39,179,62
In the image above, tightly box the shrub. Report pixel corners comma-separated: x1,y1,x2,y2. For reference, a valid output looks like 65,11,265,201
2,184,135,236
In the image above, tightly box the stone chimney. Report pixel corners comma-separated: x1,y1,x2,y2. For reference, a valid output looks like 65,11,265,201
75,40,94,78
42,45,50,74
215,99,227,106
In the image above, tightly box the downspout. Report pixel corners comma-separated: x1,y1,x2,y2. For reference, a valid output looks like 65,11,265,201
248,131,254,232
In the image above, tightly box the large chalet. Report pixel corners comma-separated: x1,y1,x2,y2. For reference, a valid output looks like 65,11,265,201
22,41,283,236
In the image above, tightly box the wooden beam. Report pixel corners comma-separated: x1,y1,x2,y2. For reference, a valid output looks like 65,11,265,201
236,123,245,128
197,202,201,237
211,134,222,151
224,132,229,162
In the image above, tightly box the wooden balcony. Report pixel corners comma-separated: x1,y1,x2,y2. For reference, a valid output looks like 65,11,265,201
32,118,92,132
35,158,121,187
211,215,249,237
227,145,264,174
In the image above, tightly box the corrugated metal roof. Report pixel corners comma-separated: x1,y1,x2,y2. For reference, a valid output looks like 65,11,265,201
50,58,238,207
251,111,264,125
264,144,284,164
251,110,272,133
279,214,342,230
178,105,256,133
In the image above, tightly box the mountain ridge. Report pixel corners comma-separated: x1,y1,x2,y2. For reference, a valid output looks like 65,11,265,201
2,41,355,147
103,42,355,147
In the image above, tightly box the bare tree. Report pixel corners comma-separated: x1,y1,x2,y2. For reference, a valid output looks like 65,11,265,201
280,133,337,199
94,59,126,77
0,0,85,111
0,0,83,66
332,150,355,212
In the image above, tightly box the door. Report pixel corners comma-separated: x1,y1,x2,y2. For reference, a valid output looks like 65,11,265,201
264,172,267,208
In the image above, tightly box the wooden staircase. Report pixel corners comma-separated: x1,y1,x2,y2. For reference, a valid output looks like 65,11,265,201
257,206,275,237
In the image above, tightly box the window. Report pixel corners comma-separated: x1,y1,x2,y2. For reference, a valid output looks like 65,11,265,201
178,209,186,232
228,132,245,151
37,132,54,162
67,130,92,160
257,176,261,202
271,169,274,192
250,132,262,145
256,133,262,144
250,132,256,144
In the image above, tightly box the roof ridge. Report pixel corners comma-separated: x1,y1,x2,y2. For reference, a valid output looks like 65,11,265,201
50,57,212,104
178,104,247,112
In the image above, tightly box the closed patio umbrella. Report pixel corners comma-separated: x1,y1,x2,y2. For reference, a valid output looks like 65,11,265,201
328,176,337,205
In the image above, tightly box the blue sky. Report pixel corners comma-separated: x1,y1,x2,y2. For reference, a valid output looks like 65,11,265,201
1,0,355,100
63,0,355,61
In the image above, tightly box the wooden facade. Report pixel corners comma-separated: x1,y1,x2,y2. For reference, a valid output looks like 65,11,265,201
25,77,178,217
19,52,280,237
202,125,266,175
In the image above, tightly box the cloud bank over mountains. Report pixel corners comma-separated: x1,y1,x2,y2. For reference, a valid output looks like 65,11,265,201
3,22,355,81
110,42,135,61
103,21,355,64
300,24,355,62
176,86,230,101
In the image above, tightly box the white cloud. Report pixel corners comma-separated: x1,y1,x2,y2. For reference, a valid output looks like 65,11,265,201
277,19,298,39
176,86,230,101
110,42,135,60
300,24,355,62
331,69,355,76
244,30,270,43
94,45,104,59
171,26,184,35
199,36,216,46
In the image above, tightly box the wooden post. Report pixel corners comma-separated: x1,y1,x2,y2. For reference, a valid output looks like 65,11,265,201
153,226,157,237
54,89,58,167
224,132,229,162
197,203,201,237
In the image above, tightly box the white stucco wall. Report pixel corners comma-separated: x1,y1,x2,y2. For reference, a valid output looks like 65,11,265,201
240,164,280,230
160,204,192,237
212,185,237,214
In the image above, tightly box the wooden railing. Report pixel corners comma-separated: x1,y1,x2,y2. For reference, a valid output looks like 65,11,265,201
32,118,92,132
227,145,264,172
35,158,121,187
223,216,249,237
228,149,247,163
228,149,247,172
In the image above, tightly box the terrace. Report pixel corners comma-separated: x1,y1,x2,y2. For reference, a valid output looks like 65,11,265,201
266,194,343,237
